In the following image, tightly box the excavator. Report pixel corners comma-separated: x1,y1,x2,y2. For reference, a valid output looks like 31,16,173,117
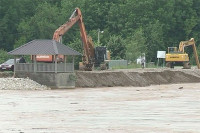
165,38,200,69
36,8,109,71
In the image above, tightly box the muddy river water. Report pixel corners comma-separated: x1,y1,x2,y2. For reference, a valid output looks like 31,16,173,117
0,83,200,133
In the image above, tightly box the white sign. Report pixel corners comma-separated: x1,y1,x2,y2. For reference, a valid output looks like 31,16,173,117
157,51,166,58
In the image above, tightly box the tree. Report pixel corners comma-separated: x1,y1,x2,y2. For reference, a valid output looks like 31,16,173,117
16,2,60,44
0,0,39,51
1,0,200,64
126,28,147,62
144,20,164,62
107,35,126,59
0,49,12,63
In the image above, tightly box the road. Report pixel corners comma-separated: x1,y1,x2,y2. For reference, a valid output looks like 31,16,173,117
0,83,200,133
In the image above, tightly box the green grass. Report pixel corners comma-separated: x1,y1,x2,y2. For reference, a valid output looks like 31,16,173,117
111,62,157,70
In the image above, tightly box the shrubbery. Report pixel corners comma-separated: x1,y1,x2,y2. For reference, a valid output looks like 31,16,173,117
0,49,12,64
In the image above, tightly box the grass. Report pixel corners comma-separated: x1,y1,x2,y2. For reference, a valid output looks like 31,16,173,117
111,62,157,70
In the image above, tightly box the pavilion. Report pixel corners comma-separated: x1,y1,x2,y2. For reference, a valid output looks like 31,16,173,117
8,39,81,88
8,39,81,73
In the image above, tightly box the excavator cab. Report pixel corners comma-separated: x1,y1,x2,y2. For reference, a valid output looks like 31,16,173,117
168,47,177,53
168,47,182,54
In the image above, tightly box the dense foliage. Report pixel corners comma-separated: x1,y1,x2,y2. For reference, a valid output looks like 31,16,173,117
1,0,200,63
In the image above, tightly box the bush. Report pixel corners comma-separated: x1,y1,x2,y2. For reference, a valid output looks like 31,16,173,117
0,49,12,64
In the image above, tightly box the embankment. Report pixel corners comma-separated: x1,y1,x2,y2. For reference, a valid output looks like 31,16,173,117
1,69,200,88
75,69,200,87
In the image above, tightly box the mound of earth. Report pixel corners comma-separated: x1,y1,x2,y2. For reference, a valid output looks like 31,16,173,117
75,69,200,87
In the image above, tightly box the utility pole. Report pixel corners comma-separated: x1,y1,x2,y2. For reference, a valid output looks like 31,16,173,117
98,29,104,44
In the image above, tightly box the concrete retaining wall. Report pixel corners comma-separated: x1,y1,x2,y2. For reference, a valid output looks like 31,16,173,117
16,72,76,89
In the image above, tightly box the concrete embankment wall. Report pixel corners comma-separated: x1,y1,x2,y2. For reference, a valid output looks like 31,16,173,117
15,72,76,89
75,69,200,88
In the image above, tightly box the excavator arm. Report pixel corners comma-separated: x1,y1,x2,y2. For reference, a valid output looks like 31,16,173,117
179,38,195,53
52,8,95,70
53,16,80,42
178,38,200,69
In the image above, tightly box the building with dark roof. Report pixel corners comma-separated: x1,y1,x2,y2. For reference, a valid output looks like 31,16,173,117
8,39,81,88
8,39,81,56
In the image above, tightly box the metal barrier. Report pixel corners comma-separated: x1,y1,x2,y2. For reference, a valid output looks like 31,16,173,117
108,60,128,69
15,63,74,72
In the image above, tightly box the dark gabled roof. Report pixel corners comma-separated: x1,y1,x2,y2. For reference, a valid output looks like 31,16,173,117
8,39,81,56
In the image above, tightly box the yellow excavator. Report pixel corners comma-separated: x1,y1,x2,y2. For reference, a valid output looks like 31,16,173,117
165,38,200,69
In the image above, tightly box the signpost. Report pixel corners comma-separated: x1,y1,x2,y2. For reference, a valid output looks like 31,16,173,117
157,51,166,67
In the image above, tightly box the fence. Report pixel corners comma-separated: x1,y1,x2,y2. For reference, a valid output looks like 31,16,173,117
107,60,128,69
15,63,74,73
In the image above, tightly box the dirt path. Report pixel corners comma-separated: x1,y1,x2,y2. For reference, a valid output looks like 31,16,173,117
0,83,199,133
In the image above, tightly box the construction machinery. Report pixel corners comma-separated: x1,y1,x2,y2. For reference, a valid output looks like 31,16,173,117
165,38,200,69
36,8,109,70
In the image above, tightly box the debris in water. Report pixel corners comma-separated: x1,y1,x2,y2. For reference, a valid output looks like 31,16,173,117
178,87,183,89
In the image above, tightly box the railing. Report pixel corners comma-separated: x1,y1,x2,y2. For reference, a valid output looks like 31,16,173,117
15,63,74,72
107,60,128,69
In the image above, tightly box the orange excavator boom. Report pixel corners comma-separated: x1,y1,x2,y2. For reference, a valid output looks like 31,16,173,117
52,8,95,70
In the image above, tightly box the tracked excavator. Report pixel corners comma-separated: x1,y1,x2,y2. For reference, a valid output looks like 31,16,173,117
36,8,109,71
165,38,200,69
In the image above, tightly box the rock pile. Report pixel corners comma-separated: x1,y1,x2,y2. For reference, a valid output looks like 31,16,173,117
0,78,50,90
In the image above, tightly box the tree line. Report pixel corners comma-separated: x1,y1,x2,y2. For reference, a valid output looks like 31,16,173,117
1,0,200,64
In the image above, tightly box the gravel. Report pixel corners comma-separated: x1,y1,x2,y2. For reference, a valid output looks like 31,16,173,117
0,78,50,90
